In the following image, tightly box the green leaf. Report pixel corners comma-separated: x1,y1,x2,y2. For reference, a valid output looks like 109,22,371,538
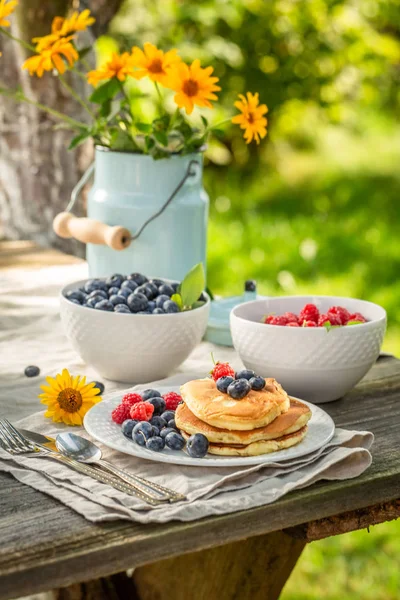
78,46,92,60
153,130,169,146
201,115,208,128
190,300,205,310
89,79,120,104
68,130,91,150
171,293,183,310
109,128,138,151
135,122,152,133
179,263,206,309
346,320,364,326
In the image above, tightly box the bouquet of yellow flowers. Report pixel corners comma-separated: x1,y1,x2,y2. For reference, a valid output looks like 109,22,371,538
0,3,268,158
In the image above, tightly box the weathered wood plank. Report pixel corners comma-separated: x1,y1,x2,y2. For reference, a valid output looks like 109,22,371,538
0,357,399,599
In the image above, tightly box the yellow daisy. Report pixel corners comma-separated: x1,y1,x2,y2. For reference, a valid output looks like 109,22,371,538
231,91,268,144
22,36,78,77
167,59,221,115
0,0,17,27
87,52,136,86
39,368,101,426
32,10,95,51
131,42,181,85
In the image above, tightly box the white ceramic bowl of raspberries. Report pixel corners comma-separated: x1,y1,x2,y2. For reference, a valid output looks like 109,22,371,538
60,272,210,383
230,296,387,403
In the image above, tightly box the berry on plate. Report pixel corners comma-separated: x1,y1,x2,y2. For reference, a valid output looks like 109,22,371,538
187,433,209,458
161,410,176,423
150,416,167,430
122,392,143,407
24,365,40,378
130,401,154,421
210,361,235,381
165,431,185,451
141,389,162,400
91,381,105,395
163,391,182,411
146,436,165,452
299,303,319,325
249,375,266,390
111,403,131,424
235,369,256,381
216,376,235,393
121,419,137,438
147,397,166,416
160,427,176,439
227,378,251,400
133,421,153,445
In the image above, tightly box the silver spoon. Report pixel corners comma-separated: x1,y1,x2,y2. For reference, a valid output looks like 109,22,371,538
55,432,185,503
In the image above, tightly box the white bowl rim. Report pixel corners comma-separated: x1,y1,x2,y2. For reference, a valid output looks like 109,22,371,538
231,295,387,329
60,279,210,318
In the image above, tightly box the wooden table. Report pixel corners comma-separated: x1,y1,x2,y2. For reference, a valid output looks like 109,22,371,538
0,242,399,600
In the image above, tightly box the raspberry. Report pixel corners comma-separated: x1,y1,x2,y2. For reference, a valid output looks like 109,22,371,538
299,303,319,325
130,401,154,421
286,322,300,327
318,313,341,327
122,392,143,408
283,312,298,324
302,320,317,327
268,315,288,326
111,403,131,424
328,306,351,326
163,391,183,411
210,362,235,381
263,315,275,324
348,312,367,323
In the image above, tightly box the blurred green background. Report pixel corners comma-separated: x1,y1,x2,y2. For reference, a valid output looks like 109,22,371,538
99,2,400,596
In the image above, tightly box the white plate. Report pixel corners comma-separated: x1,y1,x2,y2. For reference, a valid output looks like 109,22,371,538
84,386,335,467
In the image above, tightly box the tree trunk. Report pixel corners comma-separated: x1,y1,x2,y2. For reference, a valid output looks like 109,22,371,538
0,0,123,255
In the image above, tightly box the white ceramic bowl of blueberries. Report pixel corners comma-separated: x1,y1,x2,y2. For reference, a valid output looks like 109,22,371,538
60,272,210,383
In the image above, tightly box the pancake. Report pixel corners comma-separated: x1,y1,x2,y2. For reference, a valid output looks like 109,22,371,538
175,398,311,444
181,426,308,457
180,377,291,431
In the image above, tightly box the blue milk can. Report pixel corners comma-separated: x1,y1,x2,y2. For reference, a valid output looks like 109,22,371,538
54,148,209,281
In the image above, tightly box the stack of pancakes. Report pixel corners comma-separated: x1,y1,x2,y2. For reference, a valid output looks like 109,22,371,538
176,377,311,456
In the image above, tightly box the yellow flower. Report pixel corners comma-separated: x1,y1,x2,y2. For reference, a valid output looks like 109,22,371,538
131,42,181,85
22,36,78,77
0,0,17,27
167,59,220,115
87,52,136,85
32,10,95,51
231,92,268,144
39,368,101,426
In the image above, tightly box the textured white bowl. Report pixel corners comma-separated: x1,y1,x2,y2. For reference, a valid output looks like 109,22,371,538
60,280,210,383
230,296,386,403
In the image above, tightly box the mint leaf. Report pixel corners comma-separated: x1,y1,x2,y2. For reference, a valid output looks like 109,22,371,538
346,320,364,326
322,321,332,331
179,263,205,309
171,293,183,310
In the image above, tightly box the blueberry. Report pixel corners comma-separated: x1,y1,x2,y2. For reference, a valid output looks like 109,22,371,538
148,301,156,311
150,416,167,430
165,431,185,451
119,286,132,298
88,289,108,300
245,279,256,292
158,284,174,297
114,304,131,313
163,300,179,313
198,292,207,302
91,381,104,394
109,294,127,306
142,388,162,400
171,282,180,292
121,279,138,292
121,419,137,438
216,376,235,394
187,433,209,458
133,421,153,446
249,376,266,391
146,283,159,299
152,308,165,314
24,365,40,378
127,292,148,313
160,427,175,439
70,299,81,305
95,299,114,311
161,410,175,423
152,425,160,436
235,369,256,381
138,310,152,314
86,297,98,308
167,419,177,429
147,397,166,416
127,273,148,286
150,278,165,287
106,273,124,289
66,290,86,303
146,436,165,452
227,378,251,400
107,286,120,297
84,279,107,294
155,294,170,309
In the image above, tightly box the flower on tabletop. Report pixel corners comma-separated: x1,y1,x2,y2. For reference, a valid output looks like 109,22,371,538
231,91,268,144
0,0,17,27
87,52,136,86
131,42,181,85
167,59,220,115
32,10,95,51
22,36,78,77
39,368,101,426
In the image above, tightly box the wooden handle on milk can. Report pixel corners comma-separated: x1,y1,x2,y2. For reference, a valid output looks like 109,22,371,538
53,212,131,250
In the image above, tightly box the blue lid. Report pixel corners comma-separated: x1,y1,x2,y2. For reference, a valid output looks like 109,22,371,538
205,285,258,346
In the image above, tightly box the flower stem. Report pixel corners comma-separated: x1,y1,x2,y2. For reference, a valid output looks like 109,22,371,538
207,117,232,131
154,81,163,106
58,72,96,119
0,27,36,52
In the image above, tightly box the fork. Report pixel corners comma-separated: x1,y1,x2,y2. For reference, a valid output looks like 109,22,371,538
0,419,169,506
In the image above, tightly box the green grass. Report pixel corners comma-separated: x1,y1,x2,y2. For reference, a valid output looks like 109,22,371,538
281,520,400,599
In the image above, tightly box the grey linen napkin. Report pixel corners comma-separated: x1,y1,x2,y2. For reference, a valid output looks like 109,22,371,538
0,374,374,524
